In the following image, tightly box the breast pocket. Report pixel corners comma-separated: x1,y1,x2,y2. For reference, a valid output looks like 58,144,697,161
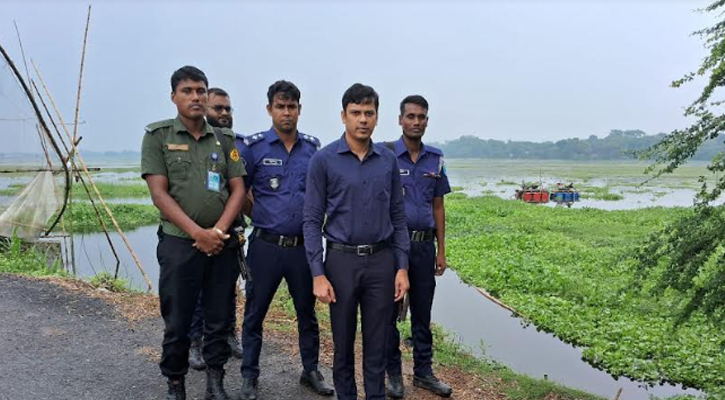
421,176,437,201
165,152,192,180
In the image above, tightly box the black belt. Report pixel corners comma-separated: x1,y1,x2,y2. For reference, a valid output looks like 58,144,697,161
327,241,388,256
410,229,436,242
254,229,304,247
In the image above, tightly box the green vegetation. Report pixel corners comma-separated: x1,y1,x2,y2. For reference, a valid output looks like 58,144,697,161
446,195,723,392
450,186,464,192
62,203,158,233
88,272,136,293
0,181,149,199
0,234,65,277
496,180,518,186
270,282,602,400
578,186,625,201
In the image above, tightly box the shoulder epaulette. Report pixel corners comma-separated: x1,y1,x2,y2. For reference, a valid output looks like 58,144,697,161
300,133,321,149
144,119,174,134
242,132,266,147
426,145,443,156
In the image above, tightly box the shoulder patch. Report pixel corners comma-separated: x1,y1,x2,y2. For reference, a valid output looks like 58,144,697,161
144,119,174,134
301,133,321,149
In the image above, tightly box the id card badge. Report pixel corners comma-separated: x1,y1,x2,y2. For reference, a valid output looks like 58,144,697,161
207,171,221,192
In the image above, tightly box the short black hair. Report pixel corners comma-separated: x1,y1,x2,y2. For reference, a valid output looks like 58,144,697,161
267,80,301,105
342,83,379,111
400,95,428,115
170,66,208,92
208,87,229,97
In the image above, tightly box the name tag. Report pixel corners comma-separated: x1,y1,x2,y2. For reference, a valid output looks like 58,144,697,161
262,158,283,166
167,143,189,151
399,169,410,176
207,171,221,192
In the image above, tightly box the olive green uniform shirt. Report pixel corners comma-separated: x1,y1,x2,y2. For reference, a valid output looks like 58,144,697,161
141,117,246,239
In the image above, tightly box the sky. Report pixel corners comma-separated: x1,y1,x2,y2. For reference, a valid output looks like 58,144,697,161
0,0,716,153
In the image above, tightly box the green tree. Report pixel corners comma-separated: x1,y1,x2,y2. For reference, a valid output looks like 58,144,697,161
636,0,725,323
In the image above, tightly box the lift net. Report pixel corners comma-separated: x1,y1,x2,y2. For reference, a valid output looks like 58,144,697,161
0,171,60,238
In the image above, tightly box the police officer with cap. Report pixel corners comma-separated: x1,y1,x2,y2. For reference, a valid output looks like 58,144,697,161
141,66,246,400
385,95,453,398
303,83,410,400
236,80,334,400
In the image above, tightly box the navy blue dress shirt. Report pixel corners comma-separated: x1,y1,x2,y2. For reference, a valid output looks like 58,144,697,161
303,134,410,277
394,137,452,231
236,128,320,236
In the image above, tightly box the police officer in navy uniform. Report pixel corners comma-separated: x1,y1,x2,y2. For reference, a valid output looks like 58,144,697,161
303,83,410,400
385,95,453,398
141,66,246,400
236,80,334,400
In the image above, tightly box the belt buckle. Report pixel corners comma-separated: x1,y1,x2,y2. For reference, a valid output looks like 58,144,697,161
411,231,421,242
356,245,372,256
278,236,298,247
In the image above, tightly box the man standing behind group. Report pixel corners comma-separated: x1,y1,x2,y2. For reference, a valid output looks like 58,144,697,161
141,66,246,400
236,80,334,400
385,95,453,398
304,83,410,400
187,87,243,371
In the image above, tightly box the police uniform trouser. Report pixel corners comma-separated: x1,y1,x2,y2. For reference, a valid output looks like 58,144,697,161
158,230,240,377
326,246,396,400
241,234,320,378
386,241,436,378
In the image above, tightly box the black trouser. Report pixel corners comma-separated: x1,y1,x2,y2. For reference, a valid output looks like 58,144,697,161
189,286,238,340
325,246,396,400
386,241,436,378
157,231,240,378
241,233,320,378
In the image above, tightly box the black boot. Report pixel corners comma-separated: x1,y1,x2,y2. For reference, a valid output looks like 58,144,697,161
205,368,231,400
413,374,452,398
189,338,206,371
238,377,258,400
386,374,405,399
227,332,243,359
166,377,186,400
300,370,334,396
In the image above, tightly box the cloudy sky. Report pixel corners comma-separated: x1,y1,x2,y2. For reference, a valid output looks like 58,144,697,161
0,0,715,153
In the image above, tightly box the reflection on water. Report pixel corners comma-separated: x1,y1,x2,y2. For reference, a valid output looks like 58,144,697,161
69,226,704,399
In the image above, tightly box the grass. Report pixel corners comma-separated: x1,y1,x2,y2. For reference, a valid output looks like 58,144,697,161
0,181,149,199
88,271,137,293
0,234,66,277
578,185,625,201
446,194,721,392
61,203,158,233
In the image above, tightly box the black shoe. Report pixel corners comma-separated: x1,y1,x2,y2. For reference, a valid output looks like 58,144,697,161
386,374,405,399
238,377,258,400
205,368,231,400
227,332,243,359
300,370,335,396
189,339,206,371
166,377,186,400
413,374,452,398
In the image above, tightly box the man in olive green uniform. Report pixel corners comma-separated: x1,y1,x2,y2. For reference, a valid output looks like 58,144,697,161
141,66,246,400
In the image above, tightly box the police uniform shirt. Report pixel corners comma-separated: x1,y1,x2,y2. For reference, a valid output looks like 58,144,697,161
236,128,320,237
141,117,246,238
303,134,410,277
393,137,452,231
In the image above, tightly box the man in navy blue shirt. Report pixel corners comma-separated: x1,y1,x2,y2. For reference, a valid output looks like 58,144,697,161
303,83,410,400
236,81,334,400
385,95,453,398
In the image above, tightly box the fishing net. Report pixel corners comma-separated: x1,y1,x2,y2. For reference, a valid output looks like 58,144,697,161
0,47,67,239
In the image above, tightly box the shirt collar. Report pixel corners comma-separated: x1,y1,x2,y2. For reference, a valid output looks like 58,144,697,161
395,135,428,158
265,127,301,145
173,116,214,137
336,133,380,157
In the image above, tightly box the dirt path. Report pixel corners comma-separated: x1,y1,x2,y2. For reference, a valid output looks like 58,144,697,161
0,274,331,400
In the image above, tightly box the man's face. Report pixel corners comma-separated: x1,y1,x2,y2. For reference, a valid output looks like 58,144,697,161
267,94,301,135
171,79,207,120
341,101,378,142
399,103,428,140
206,93,233,129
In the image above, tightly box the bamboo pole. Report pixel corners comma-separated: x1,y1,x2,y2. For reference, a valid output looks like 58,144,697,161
36,125,53,169
72,5,91,144
32,61,153,292
613,388,623,400
476,287,519,315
